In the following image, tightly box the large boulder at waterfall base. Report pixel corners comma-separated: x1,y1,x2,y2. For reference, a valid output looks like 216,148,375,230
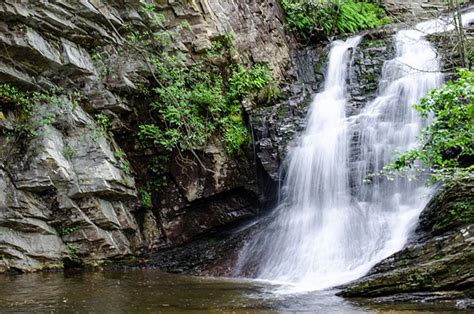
339,179,474,304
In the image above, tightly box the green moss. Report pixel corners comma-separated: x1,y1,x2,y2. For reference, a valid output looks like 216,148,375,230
365,39,386,48
314,55,327,75
407,270,436,287
433,200,474,232
276,105,291,120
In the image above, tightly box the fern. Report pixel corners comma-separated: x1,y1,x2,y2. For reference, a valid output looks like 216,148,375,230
281,0,390,39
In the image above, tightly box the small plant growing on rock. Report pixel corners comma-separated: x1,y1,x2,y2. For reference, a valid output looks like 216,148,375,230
91,113,111,141
139,188,153,209
66,243,80,260
62,144,75,161
0,84,65,143
57,226,79,237
114,149,132,175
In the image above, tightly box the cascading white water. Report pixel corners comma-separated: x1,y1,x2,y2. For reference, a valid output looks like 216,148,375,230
235,11,474,292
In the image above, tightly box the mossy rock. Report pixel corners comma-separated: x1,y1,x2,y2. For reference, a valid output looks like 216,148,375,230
418,180,474,235
340,179,474,300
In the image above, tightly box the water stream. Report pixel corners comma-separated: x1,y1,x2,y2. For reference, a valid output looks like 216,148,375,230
234,11,474,292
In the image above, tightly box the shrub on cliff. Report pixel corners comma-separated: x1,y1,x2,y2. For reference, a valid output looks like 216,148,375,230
388,68,474,182
127,3,281,158
280,0,390,39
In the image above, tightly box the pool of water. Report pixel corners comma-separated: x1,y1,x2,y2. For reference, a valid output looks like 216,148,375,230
0,270,467,313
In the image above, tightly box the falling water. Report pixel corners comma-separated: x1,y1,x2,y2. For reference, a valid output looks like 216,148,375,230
235,11,474,292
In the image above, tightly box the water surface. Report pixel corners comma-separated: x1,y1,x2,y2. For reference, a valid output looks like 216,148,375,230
0,270,467,313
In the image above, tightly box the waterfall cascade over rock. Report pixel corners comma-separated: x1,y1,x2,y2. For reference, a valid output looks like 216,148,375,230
233,12,474,292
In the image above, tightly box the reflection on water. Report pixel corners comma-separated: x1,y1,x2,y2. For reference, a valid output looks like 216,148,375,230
0,270,466,313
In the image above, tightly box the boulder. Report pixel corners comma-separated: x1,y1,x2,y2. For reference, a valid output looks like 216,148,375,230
340,179,474,302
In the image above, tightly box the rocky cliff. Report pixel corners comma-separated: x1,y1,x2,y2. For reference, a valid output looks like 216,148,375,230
0,0,296,272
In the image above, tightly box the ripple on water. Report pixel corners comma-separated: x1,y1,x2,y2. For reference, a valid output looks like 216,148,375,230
0,270,467,313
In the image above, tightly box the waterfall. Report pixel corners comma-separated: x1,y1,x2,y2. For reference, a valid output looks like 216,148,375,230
235,12,473,292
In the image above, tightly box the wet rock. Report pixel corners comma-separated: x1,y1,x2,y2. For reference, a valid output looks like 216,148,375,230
0,169,67,272
149,213,262,275
348,29,396,116
383,0,449,21
427,26,474,77
340,179,474,302
160,188,259,245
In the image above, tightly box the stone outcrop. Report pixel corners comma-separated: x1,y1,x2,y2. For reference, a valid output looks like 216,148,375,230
383,0,449,21
340,179,474,303
0,0,294,272
0,101,142,271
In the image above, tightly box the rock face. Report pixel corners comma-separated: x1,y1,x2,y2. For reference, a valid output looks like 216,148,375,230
383,0,449,20
0,0,294,272
0,102,142,271
340,180,474,302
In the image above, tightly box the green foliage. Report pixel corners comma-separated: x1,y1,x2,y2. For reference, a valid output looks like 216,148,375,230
0,84,37,139
130,4,280,157
228,64,271,102
57,226,79,237
221,113,250,155
0,84,66,140
90,46,103,64
280,0,390,39
229,63,283,106
139,188,153,209
66,243,80,262
91,113,111,141
124,0,182,48
138,39,276,155
387,69,474,183
128,3,281,177
138,52,221,151
114,149,132,175
140,0,166,28
95,113,111,131
0,84,31,110
207,32,235,59
63,143,75,161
